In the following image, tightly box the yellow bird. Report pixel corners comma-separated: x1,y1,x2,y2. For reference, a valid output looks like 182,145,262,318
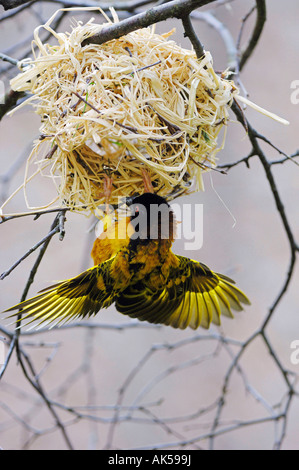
4,193,250,330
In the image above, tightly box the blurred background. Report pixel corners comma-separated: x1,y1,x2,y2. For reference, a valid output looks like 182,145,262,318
0,0,298,450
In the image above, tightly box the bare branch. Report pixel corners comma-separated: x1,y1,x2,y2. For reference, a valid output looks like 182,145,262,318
0,0,297,451
181,14,205,59
0,89,24,122
82,0,215,46
239,0,267,71
0,211,66,280
0,0,35,9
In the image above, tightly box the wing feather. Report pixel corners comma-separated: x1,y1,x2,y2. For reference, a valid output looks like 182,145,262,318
4,258,118,329
116,255,250,330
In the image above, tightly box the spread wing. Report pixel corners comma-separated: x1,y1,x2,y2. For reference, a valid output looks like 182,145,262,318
115,255,250,330
4,258,118,329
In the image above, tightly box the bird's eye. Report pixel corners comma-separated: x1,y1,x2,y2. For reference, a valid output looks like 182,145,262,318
134,205,140,213
130,202,146,218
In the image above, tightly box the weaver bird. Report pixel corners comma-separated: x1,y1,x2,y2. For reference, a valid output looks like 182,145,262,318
4,193,250,330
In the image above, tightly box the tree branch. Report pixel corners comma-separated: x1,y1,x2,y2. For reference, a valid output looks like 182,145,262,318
0,211,66,280
0,0,297,451
0,89,24,122
82,0,215,46
0,0,36,9
182,14,205,59
239,0,266,71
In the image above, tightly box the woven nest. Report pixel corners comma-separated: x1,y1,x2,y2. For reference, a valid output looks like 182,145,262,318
10,9,239,214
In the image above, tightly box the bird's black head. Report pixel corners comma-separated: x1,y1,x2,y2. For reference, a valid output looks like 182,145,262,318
130,193,169,210
127,193,175,245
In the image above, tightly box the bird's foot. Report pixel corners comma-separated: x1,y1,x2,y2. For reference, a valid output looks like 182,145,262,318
103,174,113,214
141,169,154,194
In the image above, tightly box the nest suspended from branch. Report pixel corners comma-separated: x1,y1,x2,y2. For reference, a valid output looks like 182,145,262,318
9,8,239,214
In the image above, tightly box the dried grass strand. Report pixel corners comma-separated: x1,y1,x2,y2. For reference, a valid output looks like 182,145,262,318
7,8,239,214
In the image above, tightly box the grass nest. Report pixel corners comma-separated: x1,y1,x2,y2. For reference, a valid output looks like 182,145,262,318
10,8,239,214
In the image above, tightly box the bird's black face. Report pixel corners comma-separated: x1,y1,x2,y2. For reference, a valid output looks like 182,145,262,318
128,193,174,244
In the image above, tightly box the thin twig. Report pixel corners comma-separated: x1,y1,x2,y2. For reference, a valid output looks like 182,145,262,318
0,211,66,280
239,0,267,71
0,52,19,66
181,14,205,59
